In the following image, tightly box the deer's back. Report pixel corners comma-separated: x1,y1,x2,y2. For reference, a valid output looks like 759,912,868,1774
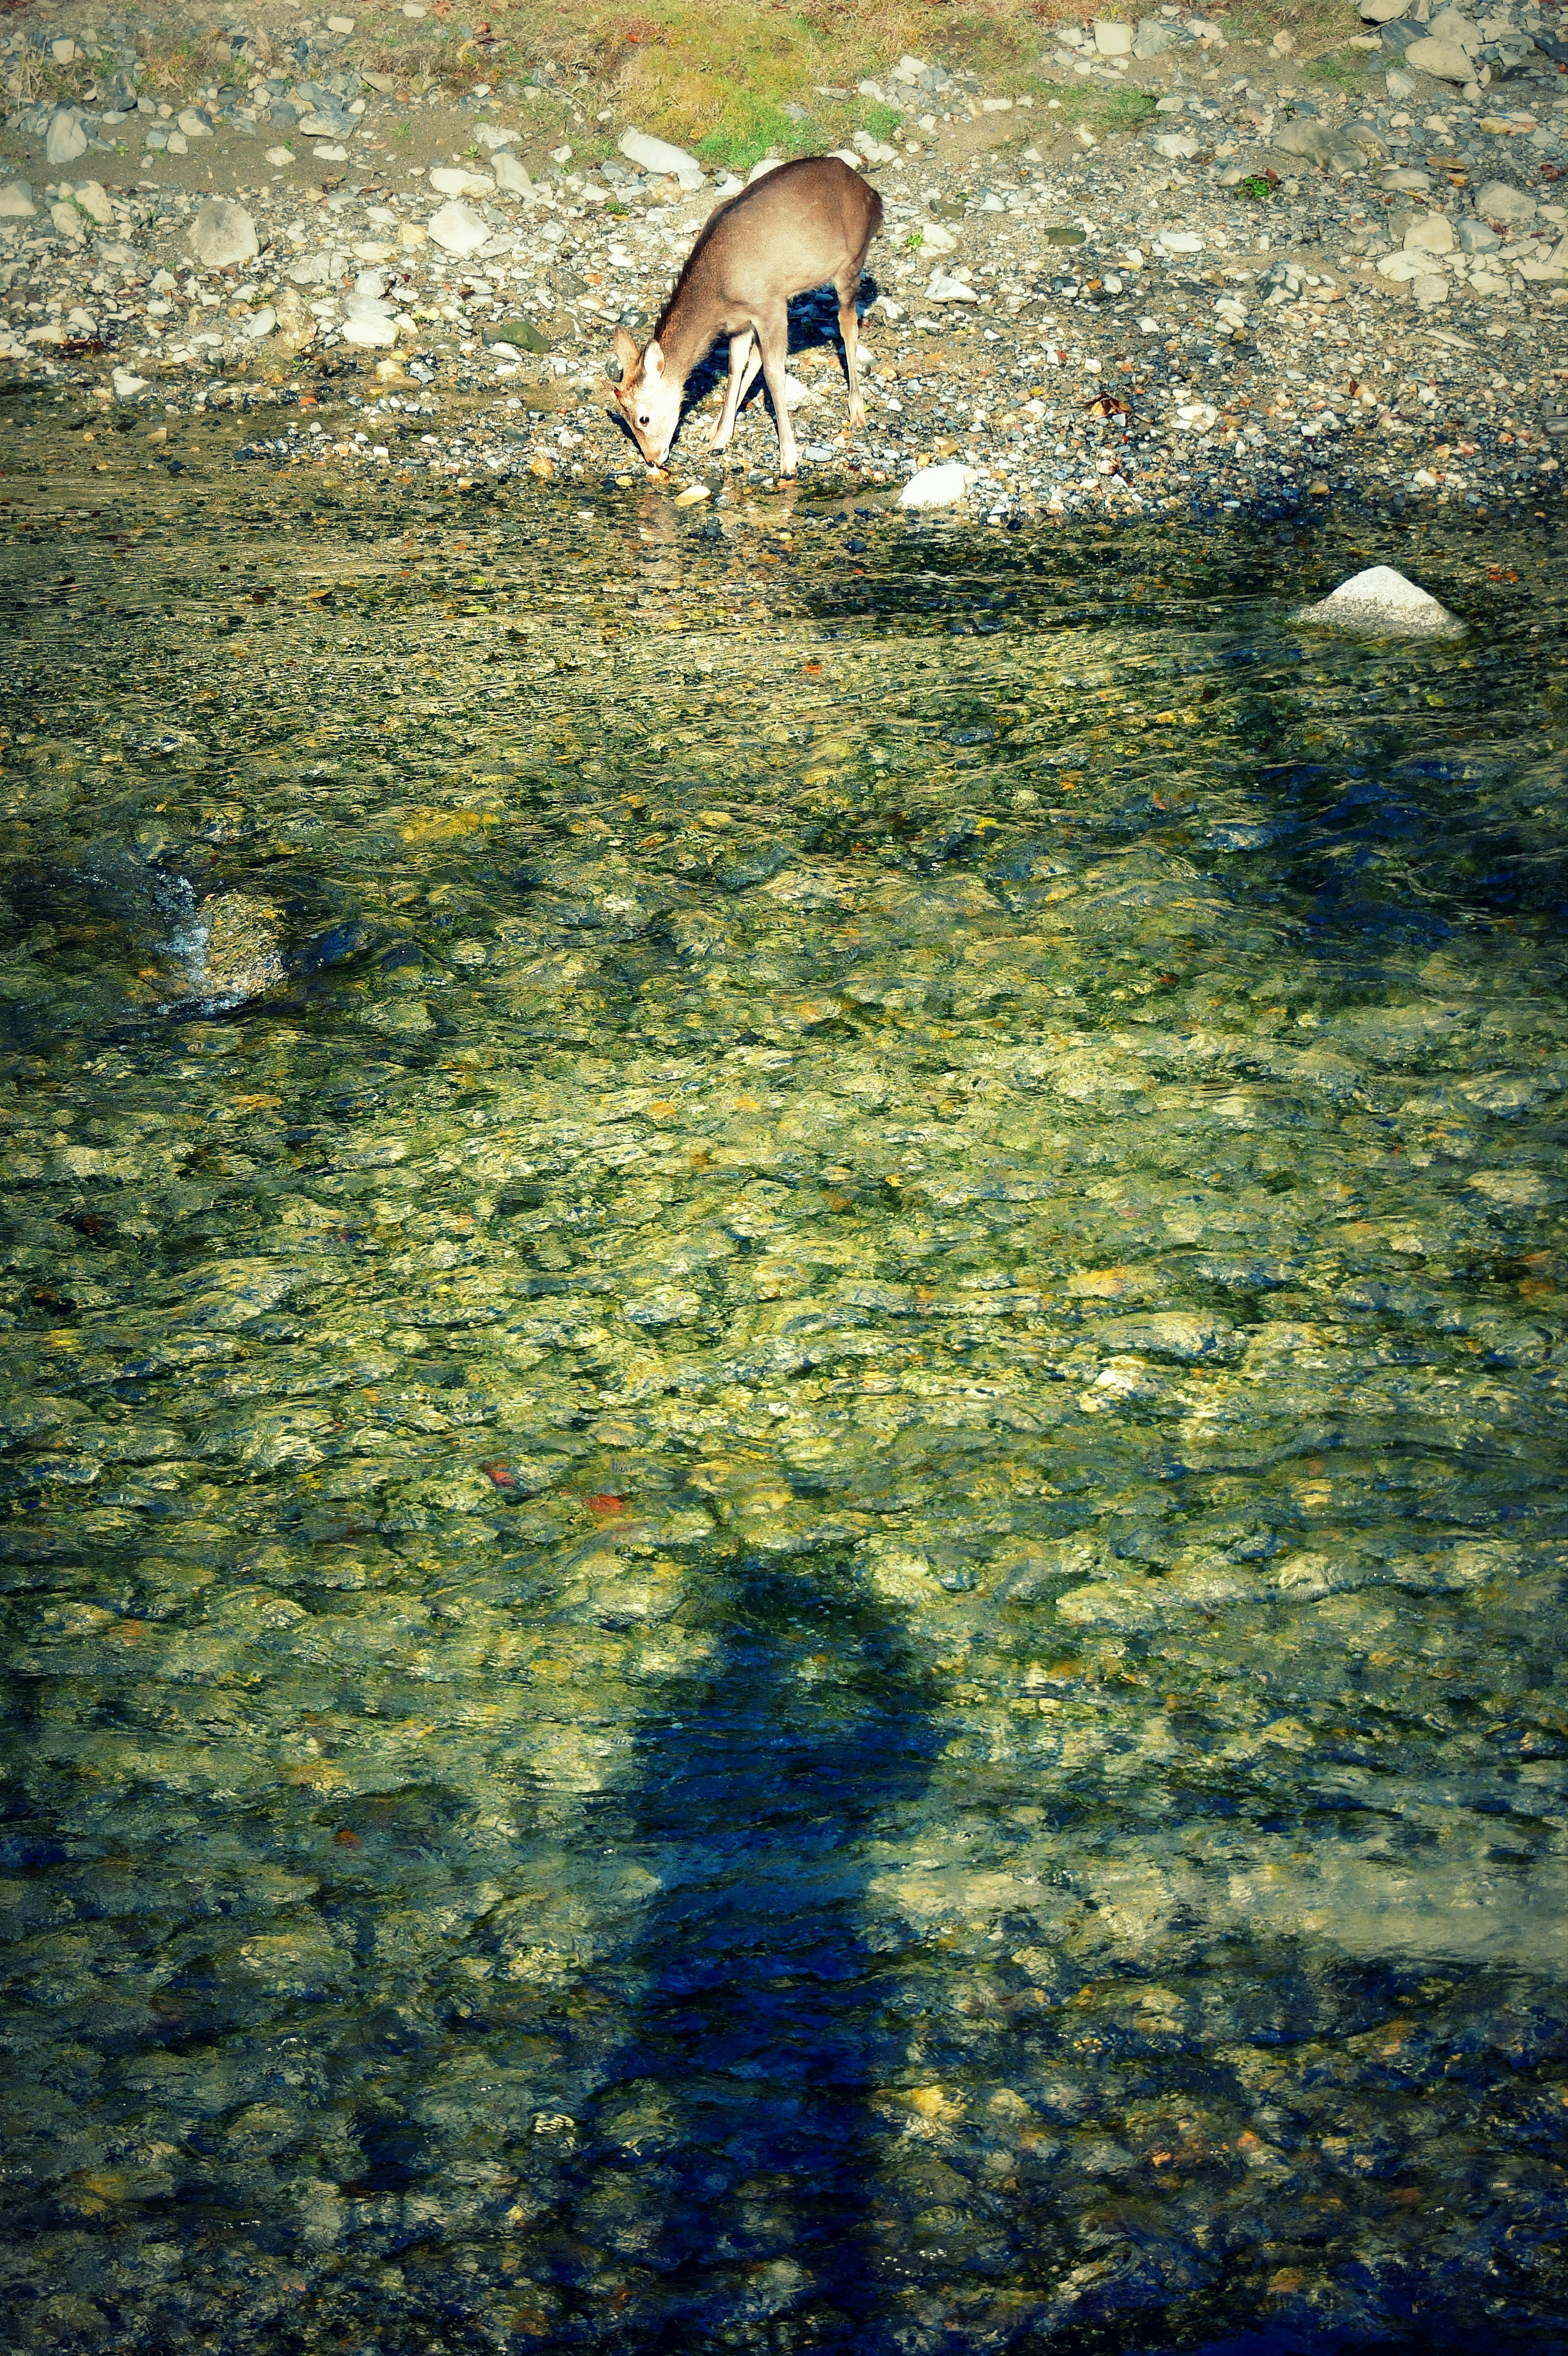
673,158,883,313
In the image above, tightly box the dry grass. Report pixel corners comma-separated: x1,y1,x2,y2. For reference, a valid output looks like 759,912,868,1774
17,0,1364,167
345,0,1181,167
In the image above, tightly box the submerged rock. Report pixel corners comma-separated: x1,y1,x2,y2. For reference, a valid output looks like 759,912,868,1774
180,892,286,1006
1295,564,1464,638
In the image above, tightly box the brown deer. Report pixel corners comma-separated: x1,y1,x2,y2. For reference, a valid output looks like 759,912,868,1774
609,156,883,478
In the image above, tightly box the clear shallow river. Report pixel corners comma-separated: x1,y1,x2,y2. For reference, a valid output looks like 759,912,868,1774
0,438,1565,2356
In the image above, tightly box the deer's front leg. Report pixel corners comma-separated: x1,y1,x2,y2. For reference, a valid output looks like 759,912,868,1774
755,307,798,477
710,331,757,452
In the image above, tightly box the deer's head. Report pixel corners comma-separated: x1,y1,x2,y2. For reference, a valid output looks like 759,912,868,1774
610,324,681,466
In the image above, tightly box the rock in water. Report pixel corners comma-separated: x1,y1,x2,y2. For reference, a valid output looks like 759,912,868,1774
189,197,258,269
184,894,285,1007
1296,564,1464,639
901,463,974,510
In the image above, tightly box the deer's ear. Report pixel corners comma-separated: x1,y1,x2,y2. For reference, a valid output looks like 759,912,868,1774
611,324,639,381
644,338,665,381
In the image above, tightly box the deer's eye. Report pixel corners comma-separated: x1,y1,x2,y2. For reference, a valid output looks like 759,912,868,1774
637,415,650,427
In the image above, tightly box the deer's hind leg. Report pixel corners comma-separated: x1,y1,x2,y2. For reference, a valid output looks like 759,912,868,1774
835,261,867,435
710,330,760,453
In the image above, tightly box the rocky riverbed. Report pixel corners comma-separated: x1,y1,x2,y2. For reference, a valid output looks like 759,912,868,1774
2,0,1566,522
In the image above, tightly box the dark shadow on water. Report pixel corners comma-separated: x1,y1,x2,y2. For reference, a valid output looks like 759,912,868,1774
545,1545,942,2352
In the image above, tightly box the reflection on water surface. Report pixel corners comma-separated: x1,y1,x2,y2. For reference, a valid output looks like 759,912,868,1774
0,452,1564,2354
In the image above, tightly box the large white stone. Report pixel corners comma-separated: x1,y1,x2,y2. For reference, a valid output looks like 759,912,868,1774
1296,564,1464,638
341,303,397,346
1476,178,1536,224
429,165,492,196
918,218,958,252
1425,6,1481,47
1094,18,1134,52
1405,210,1455,251
427,200,490,257
45,109,87,165
243,306,277,340
1360,0,1415,19
927,270,978,302
188,198,259,269
1156,227,1206,254
492,151,533,196
74,180,113,224
1403,36,1475,78
619,127,705,187
1152,132,1201,160
0,181,34,218
900,463,974,509
51,201,86,242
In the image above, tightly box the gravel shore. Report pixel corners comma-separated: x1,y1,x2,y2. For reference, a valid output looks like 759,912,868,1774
2,1,1566,524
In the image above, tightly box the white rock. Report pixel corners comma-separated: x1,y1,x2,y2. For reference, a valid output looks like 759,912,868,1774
45,109,88,165
243,306,277,339
901,463,974,509
1476,178,1537,223
111,366,149,399
1403,36,1475,78
1426,5,1482,47
430,166,493,196
427,201,490,257
177,107,214,137
0,181,35,218
1405,211,1455,251
1296,564,1464,638
476,123,517,148
1094,18,1134,51
1156,227,1206,253
927,270,978,301
265,145,296,167
747,156,785,185
74,180,113,224
1413,272,1450,304
342,305,397,347
1385,68,1418,96
188,198,259,270
167,133,189,156
918,219,958,252
312,142,347,161
1360,0,1414,18
492,151,533,196
1153,132,1201,160
619,127,705,187
51,201,86,242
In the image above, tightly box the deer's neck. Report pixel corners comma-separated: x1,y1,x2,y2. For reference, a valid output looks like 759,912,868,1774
655,268,722,384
